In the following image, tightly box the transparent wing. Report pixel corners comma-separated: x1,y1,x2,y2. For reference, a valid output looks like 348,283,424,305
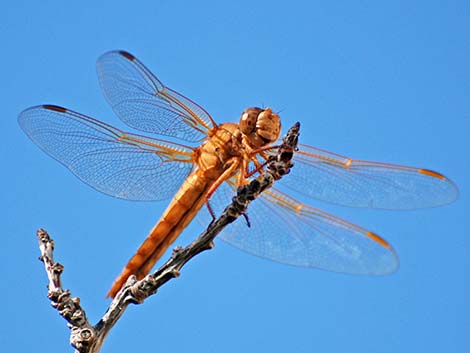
18,105,195,201
274,143,458,209
196,180,398,275
96,50,216,142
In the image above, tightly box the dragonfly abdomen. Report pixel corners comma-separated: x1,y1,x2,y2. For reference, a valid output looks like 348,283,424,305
107,171,211,298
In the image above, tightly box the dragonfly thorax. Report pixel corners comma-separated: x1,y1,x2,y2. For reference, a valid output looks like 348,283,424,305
239,107,281,149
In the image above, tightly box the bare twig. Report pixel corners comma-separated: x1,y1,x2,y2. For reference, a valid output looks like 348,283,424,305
36,122,300,352
37,229,95,352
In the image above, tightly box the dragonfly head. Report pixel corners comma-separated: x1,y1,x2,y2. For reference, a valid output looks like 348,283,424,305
239,107,281,149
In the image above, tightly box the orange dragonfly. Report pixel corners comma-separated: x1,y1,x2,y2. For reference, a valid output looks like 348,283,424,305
18,50,458,298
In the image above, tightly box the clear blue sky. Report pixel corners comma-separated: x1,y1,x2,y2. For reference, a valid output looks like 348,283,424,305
2,1,469,352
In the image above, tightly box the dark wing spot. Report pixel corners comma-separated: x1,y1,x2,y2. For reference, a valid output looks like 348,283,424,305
42,104,67,113
118,50,135,61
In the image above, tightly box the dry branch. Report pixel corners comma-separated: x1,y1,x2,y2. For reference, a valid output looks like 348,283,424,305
36,122,300,353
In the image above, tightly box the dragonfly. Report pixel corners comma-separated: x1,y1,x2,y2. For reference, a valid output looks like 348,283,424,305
18,50,458,298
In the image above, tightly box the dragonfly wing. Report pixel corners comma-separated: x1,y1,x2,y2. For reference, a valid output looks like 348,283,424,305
18,105,194,201
196,180,397,274
275,143,458,209
96,50,215,142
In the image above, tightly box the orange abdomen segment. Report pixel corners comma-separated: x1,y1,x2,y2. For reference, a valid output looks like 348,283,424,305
107,172,210,298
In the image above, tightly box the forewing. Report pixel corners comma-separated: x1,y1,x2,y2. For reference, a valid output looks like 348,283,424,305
276,143,458,209
96,50,215,142
18,105,194,201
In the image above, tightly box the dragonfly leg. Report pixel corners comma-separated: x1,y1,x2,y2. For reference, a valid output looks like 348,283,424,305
241,212,251,227
251,144,281,155
243,147,278,180
245,159,269,178
205,157,241,219
238,158,250,187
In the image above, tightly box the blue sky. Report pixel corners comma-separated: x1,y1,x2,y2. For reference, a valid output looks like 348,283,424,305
2,1,469,352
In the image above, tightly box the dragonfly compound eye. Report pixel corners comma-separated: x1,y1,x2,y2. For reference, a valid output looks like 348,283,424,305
240,107,263,135
256,108,281,144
